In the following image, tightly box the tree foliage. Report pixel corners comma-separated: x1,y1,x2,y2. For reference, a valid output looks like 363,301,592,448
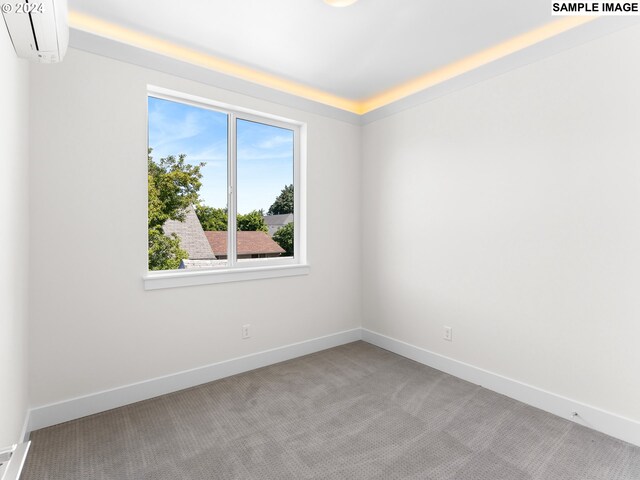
237,210,268,232
273,222,294,255
148,149,204,270
196,207,268,233
148,150,204,229
267,184,294,215
148,229,189,271
196,205,228,231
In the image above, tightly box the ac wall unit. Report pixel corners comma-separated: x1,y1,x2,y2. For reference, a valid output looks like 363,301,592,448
2,0,69,63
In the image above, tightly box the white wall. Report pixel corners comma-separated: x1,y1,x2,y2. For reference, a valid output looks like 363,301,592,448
28,49,361,407
25,22,640,433
362,24,640,422
0,32,29,445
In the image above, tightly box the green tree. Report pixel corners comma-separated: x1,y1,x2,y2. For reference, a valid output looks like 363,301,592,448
148,149,204,270
196,205,228,231
237,210,268,232
267,184,294,215
273,222,294,255
148,229,188,271
196,207,268,233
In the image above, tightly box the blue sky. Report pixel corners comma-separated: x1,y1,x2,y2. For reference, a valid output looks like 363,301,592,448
148,96,293,214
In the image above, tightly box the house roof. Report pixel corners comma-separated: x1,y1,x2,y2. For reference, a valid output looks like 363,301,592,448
205,231,285,256
263,213,293,237
263,213,293,227
163,205,216,260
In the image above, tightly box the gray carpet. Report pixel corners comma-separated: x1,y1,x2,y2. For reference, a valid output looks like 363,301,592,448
22,341,640,479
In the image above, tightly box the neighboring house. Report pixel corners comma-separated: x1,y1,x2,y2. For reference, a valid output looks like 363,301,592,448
263,213,293,237
163,205,285,266
205,231,285,259
162,205,222,269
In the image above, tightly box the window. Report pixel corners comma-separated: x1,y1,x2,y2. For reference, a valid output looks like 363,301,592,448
144,87,307,290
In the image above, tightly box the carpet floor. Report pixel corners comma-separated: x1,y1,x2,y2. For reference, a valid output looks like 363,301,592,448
22,341,640,479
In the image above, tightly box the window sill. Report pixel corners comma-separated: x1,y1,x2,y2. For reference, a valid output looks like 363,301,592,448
143,263,310,290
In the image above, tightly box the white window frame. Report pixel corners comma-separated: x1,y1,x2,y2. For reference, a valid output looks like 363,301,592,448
143,86,308,290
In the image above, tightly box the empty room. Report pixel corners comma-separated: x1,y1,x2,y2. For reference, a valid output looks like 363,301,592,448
1,0,640,479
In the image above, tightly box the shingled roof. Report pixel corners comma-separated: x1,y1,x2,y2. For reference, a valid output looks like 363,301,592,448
205,231,285,257
263,213,293,237
163,205,216,260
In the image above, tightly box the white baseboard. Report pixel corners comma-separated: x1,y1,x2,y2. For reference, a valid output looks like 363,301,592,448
362,329,640,447
19,411,30,443
27,328,362,432
26,327,640,448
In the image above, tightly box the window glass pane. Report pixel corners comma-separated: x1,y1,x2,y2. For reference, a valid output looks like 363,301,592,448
147,96,228,271
236,118,294,262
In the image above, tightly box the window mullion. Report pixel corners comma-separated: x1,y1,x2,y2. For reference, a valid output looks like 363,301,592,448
227,113,237,267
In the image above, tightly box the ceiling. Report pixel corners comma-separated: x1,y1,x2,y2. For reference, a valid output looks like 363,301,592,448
68,0,596,114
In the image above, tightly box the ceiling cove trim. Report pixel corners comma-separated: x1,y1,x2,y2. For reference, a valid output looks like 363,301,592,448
69,11,611,119
68,11,362,114
360,16,595,113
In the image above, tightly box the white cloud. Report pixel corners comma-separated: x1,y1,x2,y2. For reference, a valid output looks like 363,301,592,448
148,109,206,148
236,147,293,162
186,142,228,163
257,135,292,150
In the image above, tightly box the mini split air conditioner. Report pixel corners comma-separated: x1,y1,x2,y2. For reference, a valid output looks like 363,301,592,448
2,0,69,63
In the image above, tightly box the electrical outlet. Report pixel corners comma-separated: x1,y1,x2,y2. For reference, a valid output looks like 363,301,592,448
242,324,251,339
443,326,453,342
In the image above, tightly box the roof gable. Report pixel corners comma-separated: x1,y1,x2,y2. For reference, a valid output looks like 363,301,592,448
163,205,216,260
